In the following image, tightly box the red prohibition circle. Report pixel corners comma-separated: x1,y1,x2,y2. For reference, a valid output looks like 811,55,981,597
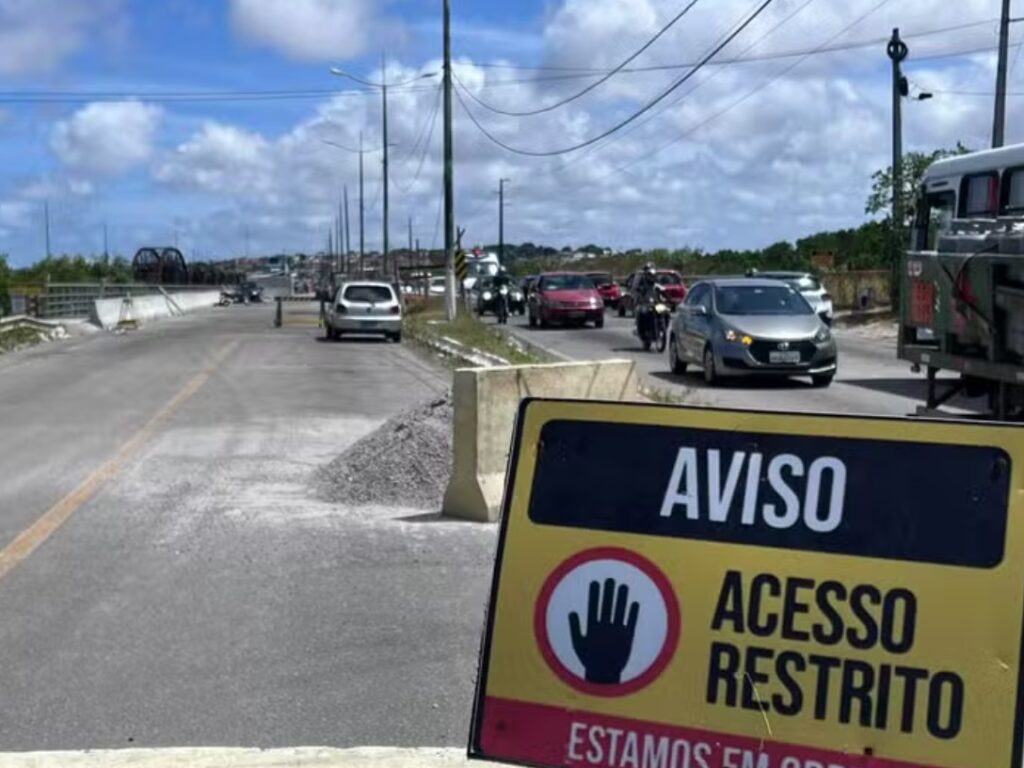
533,546,681,697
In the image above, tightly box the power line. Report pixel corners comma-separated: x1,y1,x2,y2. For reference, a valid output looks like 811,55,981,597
392,82,443,193
598,0,897,180
461,18,999,74
457,0,703,117
547,0,822,176
455,0,777,158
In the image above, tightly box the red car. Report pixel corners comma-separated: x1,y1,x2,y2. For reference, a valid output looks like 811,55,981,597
585,272,622,307
618,270,688,316
528,272,605,329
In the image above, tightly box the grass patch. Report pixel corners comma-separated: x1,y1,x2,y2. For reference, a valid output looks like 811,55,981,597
0,326,46,354
404,299,542,366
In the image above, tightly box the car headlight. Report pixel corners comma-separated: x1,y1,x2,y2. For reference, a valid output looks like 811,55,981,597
815,327,832,343
724,329,754,346
483,291,492,301
513,291,523,301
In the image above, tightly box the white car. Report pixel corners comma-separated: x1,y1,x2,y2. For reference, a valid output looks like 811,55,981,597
325,282,402,342
756,271,834,325
428,276,447,296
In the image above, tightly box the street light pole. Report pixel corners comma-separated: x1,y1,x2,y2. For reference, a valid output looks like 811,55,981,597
887,28,908,308
360,131,366,276
498,178,510,266
382,53,391,279
994,0,1013,148
443,0,457,320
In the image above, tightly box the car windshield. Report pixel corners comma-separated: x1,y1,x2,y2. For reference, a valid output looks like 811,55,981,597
656,273,682,285
542,274,595,291
714,285,813,315
587,273,613,286
344,285,393,303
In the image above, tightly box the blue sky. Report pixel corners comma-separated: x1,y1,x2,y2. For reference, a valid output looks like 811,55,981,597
0,0,1018,266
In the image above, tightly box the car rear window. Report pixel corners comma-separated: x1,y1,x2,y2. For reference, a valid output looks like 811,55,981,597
344,285,394,303
656,272,682,285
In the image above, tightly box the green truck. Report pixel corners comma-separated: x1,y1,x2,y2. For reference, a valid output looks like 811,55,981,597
899,143,1024,419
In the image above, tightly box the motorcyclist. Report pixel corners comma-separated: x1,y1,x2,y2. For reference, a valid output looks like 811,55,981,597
492,266,513,320
633,263,663,338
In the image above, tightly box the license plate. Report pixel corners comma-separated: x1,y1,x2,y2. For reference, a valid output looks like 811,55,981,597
359,321,378,329
769,351,801,364
567,311,585,319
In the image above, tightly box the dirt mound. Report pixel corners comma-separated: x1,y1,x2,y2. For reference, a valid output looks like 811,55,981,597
317,394,453,510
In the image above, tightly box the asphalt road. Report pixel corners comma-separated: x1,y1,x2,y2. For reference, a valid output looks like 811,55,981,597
0,306,495,751
502,309,972,417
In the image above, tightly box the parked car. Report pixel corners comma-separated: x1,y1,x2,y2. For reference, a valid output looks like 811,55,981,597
753,271,834,324
428,276,447,296
668,278,837,387
528,273,604,328
325,281,402,342
618,270,687,316
585,272,622,307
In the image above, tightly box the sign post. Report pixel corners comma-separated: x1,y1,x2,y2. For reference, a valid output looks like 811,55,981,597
470,400,1024,768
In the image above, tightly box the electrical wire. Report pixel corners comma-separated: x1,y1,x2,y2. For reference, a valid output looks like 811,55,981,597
455,0,777,158
391,83,443,193
598,0,896,180
322,138,384,154
455,0,703,117
547,0,821,177
461,18,999,74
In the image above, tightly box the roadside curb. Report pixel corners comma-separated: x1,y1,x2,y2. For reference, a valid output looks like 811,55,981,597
0,746,497,768
493,328,571,363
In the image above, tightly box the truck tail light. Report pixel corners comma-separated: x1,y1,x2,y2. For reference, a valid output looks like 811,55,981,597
911,281,935,326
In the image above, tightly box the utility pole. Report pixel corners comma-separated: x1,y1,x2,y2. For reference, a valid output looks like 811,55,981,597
382,52,391,279
44,199,51,258
359,131,366,276
343,184,351,274
994,0,1013,148
103,220,109,260
443,0,457,320
498,178,510,266
887,28,908,308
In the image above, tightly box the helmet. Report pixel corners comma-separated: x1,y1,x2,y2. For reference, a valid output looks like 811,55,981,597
643,262,656,276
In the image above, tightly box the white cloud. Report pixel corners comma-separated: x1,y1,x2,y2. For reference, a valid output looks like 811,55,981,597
229,0,402,61
0,0,123,75
51,102,163,176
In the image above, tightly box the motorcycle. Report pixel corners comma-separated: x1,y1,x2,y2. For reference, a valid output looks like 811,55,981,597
637,300,671,352
495,285,510,325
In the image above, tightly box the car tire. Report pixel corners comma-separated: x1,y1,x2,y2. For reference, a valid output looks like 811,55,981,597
617,303,626,318
812,374,833,388
325,325,336,341
594,314,604,329
669,336,687,374
703,346,718,386
539,311,549,329
392,332,403,344
528,311,537,328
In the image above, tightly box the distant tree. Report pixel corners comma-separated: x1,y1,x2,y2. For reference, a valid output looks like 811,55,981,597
865,142,971,227
0,254,11,315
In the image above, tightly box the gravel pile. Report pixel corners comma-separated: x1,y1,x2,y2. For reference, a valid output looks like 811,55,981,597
317,394,453,509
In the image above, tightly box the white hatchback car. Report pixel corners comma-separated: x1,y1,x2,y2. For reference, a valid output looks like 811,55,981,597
325,282,402,342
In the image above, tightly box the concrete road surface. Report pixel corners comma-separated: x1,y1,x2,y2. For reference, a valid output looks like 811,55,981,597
0,307,495,751
502,310,977,417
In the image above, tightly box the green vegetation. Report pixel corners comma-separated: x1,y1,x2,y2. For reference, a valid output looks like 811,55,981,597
0,255,11,315
0,326,45,354
405,297,542,365
14,254,134,284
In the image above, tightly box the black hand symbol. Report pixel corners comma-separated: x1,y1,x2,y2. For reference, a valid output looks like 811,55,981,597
569,578,640,684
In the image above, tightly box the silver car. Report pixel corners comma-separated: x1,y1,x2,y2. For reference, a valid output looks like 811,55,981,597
755,271,834,324
325,281,402,342
668,278,837,387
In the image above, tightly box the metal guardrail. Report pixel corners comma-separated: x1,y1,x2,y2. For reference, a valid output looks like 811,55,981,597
10,282,220,319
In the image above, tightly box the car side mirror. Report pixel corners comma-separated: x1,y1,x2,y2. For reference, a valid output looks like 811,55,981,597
690,304,707,316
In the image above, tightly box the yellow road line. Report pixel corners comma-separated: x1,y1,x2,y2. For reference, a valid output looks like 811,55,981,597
0,341,238,582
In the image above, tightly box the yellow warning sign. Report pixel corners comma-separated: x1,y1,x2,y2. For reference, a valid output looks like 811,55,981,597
469,400,1024,768
455,250,468,282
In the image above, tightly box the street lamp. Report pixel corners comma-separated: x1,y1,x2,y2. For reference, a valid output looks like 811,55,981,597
330,62,438,279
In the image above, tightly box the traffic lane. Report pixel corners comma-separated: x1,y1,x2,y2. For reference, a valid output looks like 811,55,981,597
0,308,252,551
505,312,968,417
0,312,491,750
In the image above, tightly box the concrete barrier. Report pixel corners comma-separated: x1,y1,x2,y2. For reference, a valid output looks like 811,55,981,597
91,291,221,330
442,359,639,523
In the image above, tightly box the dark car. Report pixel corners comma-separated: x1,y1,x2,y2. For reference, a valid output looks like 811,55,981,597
668,278,838,387
527,272,604,328
584,272,622,307
618,270,687,316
